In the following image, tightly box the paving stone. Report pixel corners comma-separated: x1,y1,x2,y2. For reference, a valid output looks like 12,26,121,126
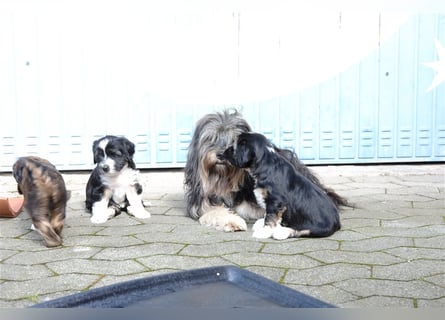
222,252,320,269
412,199,445,209
423,274,445,287
285,263,371,285
334,279,445,300
306,250,404,265
67,200,87,211
62,225,106,237
0,274,99,300
165,207,188,216
286,283,358,306
64,215,99,227
355,225,445,238
0,220,32,238
373,260,445,281
340,236,413,252
0,238,52,252
326,230,373,241
388,207,445,217
395,180,445,188
342,182,403,190
386,186,441,195
94,223,174,236
88,269,174,290
3,246,102,265
385,247,445,261
349,200,414,211
417,297,445,307
340,296,415,307
46,258,146,275
137,255,229,270
398,174,445,183
340,208,404,220
98,214,149,226
414,234,445,248
179,241,263,257
369,193,435,202
313,175,353,186
145,214,197,225
340,218,381,228
0,249,18,261
62,234,144,247
340,188,386,197
382,215,444,228
134,226,223,245
261,238,339,255
0,264,53,281
244,266,285,283
93,243,185,260
0,298,35,308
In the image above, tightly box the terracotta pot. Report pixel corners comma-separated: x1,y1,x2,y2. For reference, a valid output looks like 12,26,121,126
0,197,24,218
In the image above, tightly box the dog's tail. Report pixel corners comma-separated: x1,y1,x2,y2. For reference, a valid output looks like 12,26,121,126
325,188,354,209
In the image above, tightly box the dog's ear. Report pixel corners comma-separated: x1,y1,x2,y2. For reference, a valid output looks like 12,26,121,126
123,139,135,157
92,138,101,164
121,138,136,169
12,158,24,184
233,137,256,168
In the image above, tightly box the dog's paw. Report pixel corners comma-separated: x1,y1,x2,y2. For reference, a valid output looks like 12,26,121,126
90,214,110,224
271,226,293,240
252,224,273,239
198,209,247,232
222,214,247,232
252,218,265,232
127,206,151,219
90,208,115,224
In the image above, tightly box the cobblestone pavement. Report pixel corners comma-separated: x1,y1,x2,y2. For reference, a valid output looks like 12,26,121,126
0,164,444,308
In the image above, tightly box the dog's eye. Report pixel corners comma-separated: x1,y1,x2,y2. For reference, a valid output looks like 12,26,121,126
108,149,122,157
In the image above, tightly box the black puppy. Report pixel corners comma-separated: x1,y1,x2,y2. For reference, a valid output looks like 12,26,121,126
219,132,341,239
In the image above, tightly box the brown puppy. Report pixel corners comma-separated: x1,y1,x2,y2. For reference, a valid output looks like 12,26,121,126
12,156,68,247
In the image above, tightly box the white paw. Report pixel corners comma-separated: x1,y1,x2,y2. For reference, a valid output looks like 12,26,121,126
30,224,36,231
128,206,151,219
252,224,273,239
272,226,293,240
90,207,115,224
252,218,265,232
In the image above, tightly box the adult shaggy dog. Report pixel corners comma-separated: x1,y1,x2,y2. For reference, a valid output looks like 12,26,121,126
220,132,340,239
184,109,348,232
12,156,68,247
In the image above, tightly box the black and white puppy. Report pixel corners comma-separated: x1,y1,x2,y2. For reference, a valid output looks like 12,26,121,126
219,132,341,240
85,135,151,224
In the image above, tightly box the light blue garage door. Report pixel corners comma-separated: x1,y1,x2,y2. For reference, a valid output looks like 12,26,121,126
0,6,444,171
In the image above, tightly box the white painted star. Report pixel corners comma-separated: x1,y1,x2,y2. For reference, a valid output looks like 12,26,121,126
423,39,445,92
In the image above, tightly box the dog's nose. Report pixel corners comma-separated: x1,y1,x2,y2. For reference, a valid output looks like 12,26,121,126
102,164,110,173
